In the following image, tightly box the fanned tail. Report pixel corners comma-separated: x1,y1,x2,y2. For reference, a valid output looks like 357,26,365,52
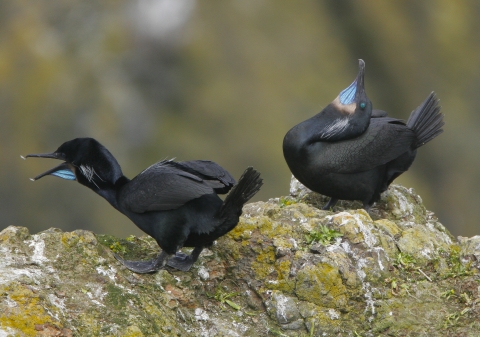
407,92,444,148
218,167,263,220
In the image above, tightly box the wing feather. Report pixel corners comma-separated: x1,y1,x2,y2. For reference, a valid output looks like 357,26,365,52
119,161,216,213
173,160,236,194
312,118,416,174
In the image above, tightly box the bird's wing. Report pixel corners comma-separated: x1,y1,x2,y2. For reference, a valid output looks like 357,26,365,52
174,160,236,193
371,109,388,118
119,160,215,213
316,117,416,174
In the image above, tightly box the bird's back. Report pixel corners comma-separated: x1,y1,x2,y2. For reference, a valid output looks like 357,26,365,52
305,117,416,175
119,159,233,214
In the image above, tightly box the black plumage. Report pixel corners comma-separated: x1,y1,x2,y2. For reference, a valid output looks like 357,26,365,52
283,60,444,211
25,138,263,272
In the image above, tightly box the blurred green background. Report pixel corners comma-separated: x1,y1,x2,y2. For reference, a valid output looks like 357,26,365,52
2,0,480,238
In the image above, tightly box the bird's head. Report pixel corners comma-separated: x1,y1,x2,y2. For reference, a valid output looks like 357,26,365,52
24,138,123,190
309,59,372,142
331,59,371,116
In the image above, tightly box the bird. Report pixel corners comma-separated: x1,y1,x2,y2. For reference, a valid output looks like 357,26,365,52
283,59,444,211
24,138,263,273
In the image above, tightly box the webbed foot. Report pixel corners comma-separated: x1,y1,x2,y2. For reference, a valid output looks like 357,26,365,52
166,247,203,272
114,251,170,274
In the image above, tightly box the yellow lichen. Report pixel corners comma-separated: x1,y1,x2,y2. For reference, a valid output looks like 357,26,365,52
266,259,296,293
353,209,373,221
275,260,291,280
255,217,275,236
61,232,80,247
295,264,347,309
75,313,102,335
122,325,144,337
272,237,293,250
0,283,59,336
256,248,275,264
228,219,257,241
374,219,401,237
251,249,276,279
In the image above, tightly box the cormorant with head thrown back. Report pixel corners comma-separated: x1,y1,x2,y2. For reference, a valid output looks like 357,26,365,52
283,59,444,211
25,138,263,273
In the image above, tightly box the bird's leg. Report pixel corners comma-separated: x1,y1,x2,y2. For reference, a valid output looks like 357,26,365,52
362,202,372,213
322,198,338,210
166,246,203,272
114,251,171,274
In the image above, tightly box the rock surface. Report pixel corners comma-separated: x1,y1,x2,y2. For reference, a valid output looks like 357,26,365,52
1,179,480,336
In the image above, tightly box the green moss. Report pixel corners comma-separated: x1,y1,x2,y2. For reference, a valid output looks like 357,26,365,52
105,283,129,309
445,245,475,278
109,241,127,254
97,234,157,260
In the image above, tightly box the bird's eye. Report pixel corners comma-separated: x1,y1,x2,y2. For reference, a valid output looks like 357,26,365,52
359,102,366,110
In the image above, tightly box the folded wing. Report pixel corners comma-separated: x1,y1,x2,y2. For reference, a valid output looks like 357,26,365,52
315,117,416,174
120,160,234,213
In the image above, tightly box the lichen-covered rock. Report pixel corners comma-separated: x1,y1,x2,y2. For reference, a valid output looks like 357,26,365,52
1,181,479,336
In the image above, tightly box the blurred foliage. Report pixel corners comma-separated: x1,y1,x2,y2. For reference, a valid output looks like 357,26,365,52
2,0,480,237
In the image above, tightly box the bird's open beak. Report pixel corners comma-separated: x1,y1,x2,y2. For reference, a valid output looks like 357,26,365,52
23,152,76,181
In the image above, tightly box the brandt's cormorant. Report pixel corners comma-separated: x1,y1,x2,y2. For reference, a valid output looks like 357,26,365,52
283,60,444,211
25,138,263,272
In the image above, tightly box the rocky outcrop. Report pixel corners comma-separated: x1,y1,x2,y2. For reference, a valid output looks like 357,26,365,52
1,179,480,336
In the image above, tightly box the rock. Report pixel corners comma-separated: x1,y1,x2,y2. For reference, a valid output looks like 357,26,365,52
0,182,479,336
265,291,301,325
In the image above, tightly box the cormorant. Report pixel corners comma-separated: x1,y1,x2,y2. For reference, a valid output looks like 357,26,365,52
283,60,444,211
25,138,263,273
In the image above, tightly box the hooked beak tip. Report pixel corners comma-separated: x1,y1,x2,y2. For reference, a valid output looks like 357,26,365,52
20,155,26,160
29,178,35,182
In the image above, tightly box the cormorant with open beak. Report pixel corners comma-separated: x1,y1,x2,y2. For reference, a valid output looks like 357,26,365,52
25,138,263,273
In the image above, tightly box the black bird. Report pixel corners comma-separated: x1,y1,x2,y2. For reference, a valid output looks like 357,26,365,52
25,138,263,273
283,60,444,211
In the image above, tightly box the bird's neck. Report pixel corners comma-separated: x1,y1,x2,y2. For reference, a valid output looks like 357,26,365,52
86,176,130,210
310,105,370,142
289,107,369,145
283,106,370,164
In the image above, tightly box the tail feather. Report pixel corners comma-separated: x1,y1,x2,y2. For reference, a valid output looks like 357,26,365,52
219,167,263,219
407,92,444,148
